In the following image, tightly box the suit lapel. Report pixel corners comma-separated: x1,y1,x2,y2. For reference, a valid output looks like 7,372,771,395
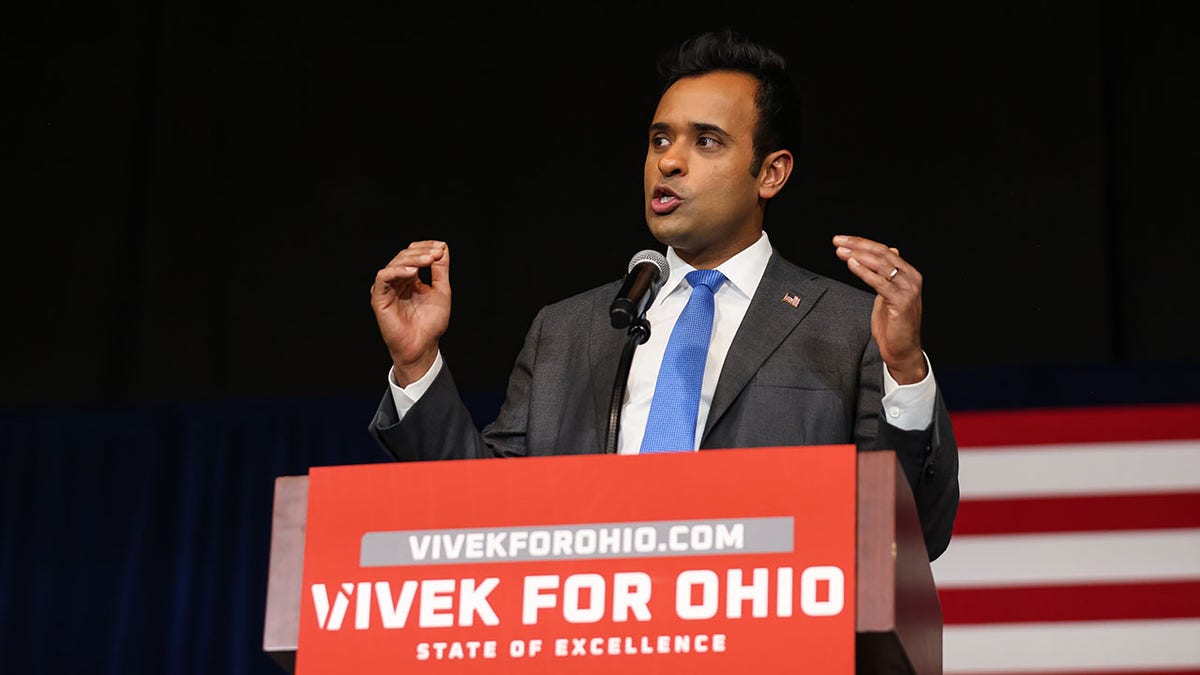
702,253,828,440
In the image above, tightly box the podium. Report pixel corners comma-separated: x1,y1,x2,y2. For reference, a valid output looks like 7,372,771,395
263,447,941,674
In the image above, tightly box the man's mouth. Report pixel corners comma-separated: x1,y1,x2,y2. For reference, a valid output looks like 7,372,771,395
650,186,682,214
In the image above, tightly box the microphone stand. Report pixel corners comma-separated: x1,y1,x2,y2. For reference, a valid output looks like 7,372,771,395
604,318,651,454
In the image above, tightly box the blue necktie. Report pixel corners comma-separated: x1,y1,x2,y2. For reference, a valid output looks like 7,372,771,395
640,269,727,454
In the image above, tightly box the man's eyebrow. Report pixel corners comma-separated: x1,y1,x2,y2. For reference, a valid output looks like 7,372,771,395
692,122,730,136
649,121,733,137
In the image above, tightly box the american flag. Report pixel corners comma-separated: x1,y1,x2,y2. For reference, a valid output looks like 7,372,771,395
932,403,1200,674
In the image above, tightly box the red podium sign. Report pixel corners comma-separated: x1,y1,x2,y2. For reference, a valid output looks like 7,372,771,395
296,445,857,674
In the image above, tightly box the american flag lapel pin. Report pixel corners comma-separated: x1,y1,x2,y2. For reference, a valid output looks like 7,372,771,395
781,290,801,308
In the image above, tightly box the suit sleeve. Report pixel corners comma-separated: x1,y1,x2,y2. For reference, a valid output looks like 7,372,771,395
368,364,496,461
367,307,548,462
854,339,960,561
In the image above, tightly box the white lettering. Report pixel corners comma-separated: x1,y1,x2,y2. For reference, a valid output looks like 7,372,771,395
726,568,769,618
529,531,551,556
716,523,744,549
509,531,528,556
522,575,559,625
611,571,652,622
419,579,455,628
310,582,352,630
375,580,418,628
776,567,794,617
669,525,688,551
800,565,844,616
563,573,605,624
485,531,507,557
675,569,719,620
442,534,464,559
552,529,572,555
416,640,497,660
457,578,500,626
409,535,432,561
509,639,541,657
465,533,484,559
355,581,371,629
598,527,620,553
634,527,655,552
575,529,596,554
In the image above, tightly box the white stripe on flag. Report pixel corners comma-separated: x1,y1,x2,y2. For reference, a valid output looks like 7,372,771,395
944,617,1200,673
932,528,1200,588
956,439,1200,498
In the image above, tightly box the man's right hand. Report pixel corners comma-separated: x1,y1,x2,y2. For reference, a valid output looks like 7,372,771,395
371,240,451,386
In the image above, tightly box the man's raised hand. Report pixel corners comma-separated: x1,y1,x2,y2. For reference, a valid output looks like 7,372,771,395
832,234,927,384
371,240,451,386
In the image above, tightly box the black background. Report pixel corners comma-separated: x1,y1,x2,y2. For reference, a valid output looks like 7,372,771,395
6,2,1198,413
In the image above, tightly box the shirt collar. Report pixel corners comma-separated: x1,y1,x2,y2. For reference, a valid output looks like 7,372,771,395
658,230,773,303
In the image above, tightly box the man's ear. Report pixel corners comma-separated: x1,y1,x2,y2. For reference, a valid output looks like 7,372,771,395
758,150,794,199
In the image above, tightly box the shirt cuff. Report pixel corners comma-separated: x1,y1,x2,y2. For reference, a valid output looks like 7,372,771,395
880,351,937,431
388,351,444,420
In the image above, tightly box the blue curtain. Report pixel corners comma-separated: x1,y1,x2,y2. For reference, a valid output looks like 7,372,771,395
0,397,384,675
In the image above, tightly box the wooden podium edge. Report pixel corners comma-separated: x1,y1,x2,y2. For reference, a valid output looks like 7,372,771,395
263,475,307,673
855,451,943,675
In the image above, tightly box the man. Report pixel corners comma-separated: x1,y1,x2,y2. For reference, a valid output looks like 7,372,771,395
368,29,958,560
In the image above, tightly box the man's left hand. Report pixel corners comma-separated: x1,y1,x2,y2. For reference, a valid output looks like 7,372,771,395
833,234,927,384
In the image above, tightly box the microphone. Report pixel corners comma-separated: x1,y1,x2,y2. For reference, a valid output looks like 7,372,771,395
610,250,670,329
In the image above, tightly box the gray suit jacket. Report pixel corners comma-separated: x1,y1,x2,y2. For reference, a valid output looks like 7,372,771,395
370,252,959,559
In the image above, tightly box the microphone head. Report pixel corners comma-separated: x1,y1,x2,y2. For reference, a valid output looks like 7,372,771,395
610,249,670,329
627,249,670,285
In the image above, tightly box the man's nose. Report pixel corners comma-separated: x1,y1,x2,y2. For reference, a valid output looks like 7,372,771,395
658,147,687,176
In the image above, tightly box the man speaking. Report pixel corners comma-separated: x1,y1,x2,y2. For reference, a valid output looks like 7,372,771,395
367,29,959,560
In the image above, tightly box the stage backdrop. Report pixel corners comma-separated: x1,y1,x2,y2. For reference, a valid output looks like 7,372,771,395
3,399,1198,674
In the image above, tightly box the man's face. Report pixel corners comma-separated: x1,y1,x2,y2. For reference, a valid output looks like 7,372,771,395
644,70,766,267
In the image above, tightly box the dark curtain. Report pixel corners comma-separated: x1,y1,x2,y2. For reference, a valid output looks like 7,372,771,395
0,397,383,675
5,3,1199,410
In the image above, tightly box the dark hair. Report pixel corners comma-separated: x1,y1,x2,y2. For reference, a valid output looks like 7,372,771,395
657,28,801,175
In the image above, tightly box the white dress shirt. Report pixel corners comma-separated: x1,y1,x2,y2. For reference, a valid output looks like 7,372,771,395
389,231,937,453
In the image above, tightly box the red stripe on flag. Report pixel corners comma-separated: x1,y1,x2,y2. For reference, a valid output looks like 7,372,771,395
950,403,1200,446
952,492,1200,535
939,580,1200,624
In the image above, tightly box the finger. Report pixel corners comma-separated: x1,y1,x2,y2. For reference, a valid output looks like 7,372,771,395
836,245,906,284
846,256,894,295
376,264,420,284
835,235,907,264
376,241,448,291
832,234,892,253
427,242,450,288
386,241,445,268
372,265,420,298
835,233,916,271
835,233,902,258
